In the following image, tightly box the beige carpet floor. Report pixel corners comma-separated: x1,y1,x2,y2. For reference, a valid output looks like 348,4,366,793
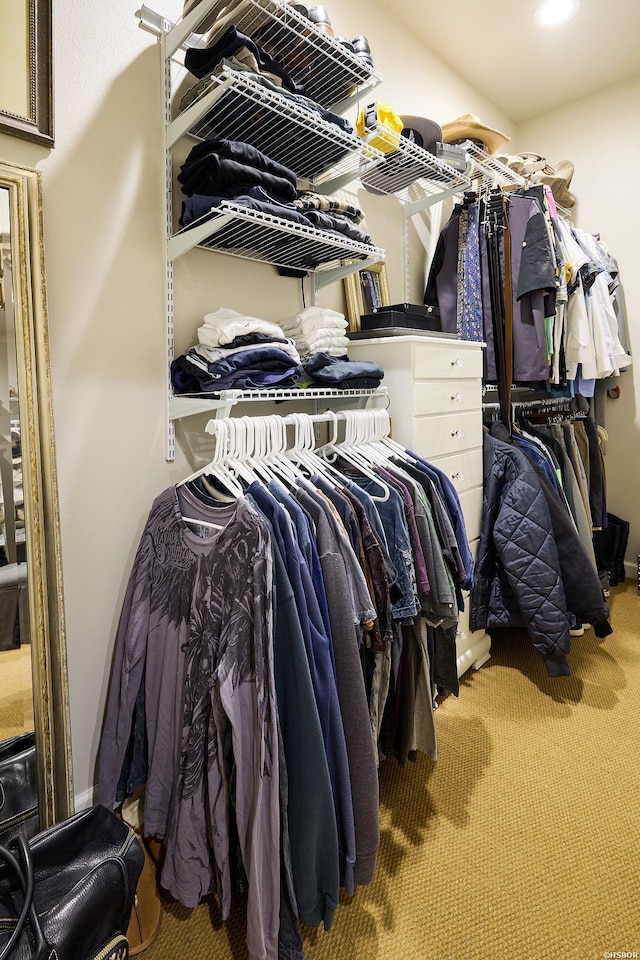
0,644,34,739
145,581,640,960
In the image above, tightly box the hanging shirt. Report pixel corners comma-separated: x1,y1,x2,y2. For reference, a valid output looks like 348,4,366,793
247,482,356,901
161,510,280,960
293,485,380,888
98,488,255,834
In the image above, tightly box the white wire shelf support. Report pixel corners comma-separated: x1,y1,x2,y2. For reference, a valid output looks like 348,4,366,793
359,122,473,210
140,0,382,115
136,2,386,458
171,386,389,421
169,67,383,192
463,140,526,189
168,200,385,286
159,25,177,462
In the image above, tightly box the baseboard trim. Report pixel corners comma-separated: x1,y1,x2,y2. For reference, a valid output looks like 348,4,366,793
74,785,97,813
623,559,637,583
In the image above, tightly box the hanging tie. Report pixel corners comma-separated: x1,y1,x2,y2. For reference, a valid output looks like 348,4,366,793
461,201,483,342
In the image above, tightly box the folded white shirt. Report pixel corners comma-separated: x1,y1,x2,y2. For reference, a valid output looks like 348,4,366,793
282,306,347,334
298,335,350,356
297,328,349,346
302,345,350,360
198,311,286,347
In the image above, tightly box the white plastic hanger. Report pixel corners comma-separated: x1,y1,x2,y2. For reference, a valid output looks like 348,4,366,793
178,418,245,501
266,415,302,485
317,410,390,501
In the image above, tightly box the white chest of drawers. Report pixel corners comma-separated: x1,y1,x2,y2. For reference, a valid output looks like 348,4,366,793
347,334,491,678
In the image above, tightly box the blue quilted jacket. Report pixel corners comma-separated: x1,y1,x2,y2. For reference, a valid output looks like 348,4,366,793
470,425,572,677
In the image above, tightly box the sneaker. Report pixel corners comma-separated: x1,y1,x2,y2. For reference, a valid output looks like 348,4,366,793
569,618,585,637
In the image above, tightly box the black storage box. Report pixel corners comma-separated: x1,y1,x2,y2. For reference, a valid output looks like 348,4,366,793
360,303,441,332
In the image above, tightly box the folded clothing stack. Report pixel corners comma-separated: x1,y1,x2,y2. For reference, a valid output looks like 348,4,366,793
293,192,372,244
178,141,375,250
185,24,305,95
281,306,350,358
171,307,302,394
179,138,298,202
180,58,354,140
303,352,385,390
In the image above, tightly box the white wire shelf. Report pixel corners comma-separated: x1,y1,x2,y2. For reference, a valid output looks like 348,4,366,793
359,122,473,210
162,0,382,113
463,140,526,189
169,200,385,281
170,385,388,419
171,66,383,191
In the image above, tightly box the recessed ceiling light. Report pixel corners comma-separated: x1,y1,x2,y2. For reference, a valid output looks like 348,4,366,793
535,0,580,27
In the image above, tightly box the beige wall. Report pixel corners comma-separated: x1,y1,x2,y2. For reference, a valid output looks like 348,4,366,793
516,76,640,573
2,0,636,808
0,0,515,804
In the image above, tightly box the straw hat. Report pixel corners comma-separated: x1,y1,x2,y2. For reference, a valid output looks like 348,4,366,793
542,159,576,209
496,153,576,208
441,114,510,155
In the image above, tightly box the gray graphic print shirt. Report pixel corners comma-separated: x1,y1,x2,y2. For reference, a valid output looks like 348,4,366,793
98,487,279,960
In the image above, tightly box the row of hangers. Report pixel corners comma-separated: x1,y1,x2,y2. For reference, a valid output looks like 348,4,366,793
177,408,419,529
483,398,590,428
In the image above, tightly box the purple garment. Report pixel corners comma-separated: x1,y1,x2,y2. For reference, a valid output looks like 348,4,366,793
377,466,430,598
346,477,419,621
98,487,249,834
405,451,474,591
162,507,280,960
98,489,281,960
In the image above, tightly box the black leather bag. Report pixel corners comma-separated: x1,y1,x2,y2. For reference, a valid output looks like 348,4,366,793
0,734,38,844
0,805,145,960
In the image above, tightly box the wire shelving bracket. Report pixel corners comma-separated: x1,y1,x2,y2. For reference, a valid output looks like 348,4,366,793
170,67,384,192
170,386,389,421
169,200,385,275
359,122,473,206
141,0,382,113
463,140,526,189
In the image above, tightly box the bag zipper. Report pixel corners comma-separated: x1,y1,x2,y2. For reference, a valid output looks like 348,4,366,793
0,805,38,831
118,828,137,859
89,934,129,960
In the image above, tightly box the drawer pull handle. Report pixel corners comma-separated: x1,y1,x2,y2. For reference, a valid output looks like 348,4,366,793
451,358,464,367
451,392,463,402
451,471,465,482
451,429,463,438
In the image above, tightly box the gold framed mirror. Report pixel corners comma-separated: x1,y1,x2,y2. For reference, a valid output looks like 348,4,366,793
0,159,72,834
0,0,54,147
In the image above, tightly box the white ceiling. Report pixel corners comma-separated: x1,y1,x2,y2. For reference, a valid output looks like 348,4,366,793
382,0,640,123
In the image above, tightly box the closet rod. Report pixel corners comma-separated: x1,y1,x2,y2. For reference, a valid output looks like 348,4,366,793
203,407,390,436
482,398,571,413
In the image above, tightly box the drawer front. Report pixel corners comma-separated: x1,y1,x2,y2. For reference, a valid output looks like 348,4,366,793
412,341,483,380
413,411,482,458
413,379,482,415
427,448,483,494
458,488,484,542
